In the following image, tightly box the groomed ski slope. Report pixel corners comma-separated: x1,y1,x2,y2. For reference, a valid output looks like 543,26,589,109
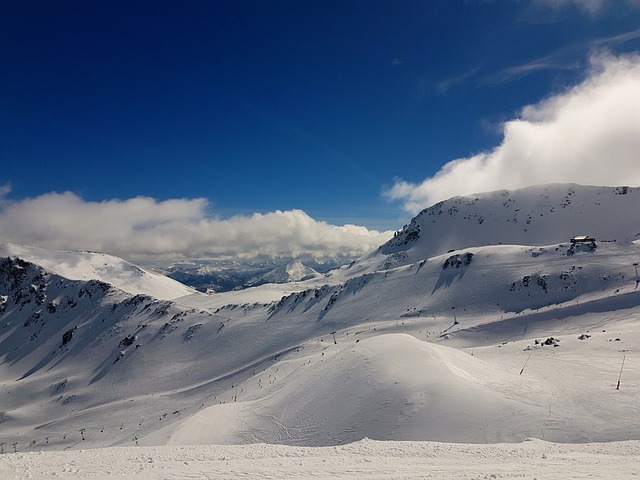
3,438,640,479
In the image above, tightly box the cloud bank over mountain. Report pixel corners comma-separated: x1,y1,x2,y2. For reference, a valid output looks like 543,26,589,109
0,189,392,261
386,53,640,213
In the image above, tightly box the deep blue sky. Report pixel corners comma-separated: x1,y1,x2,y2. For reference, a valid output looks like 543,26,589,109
2,0,640,230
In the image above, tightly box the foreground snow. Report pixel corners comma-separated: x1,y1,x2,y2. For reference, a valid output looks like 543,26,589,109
2,438,640,479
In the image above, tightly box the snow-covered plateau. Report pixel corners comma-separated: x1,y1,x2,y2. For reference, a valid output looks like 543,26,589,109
1,184,640,478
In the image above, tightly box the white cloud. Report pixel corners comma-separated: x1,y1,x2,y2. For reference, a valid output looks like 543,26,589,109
386,52,640,213
0,183,11,204
0,188,392,261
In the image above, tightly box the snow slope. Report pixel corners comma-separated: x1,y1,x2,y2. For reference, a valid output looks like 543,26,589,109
168,334,563,445
0,244,197,301
1,240,638,451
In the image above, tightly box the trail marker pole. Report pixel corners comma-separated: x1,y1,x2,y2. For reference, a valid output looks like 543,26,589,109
520,354,532,375
616,355,626,390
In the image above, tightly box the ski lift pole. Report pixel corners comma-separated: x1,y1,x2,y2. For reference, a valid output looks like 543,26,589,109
520,353,532,375
616,355,626,390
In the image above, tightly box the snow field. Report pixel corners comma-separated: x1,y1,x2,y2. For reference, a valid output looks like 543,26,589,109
2,438,640,479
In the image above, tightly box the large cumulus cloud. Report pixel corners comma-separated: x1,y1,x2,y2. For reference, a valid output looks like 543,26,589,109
386,53,640,213
0,189,392,261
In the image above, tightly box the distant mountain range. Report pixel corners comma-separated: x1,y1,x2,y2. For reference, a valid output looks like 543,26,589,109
1,183,640,451
246,260,323,287
157,257,343,292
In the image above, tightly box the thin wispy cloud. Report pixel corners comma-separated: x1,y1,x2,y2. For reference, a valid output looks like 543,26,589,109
437,66,482,94
481,58,580,85
386,52,640,213
493,25,640,85
591,28,640,49
0,189,393,261
525,0,640,21
533,0,604,15
447,26,640,89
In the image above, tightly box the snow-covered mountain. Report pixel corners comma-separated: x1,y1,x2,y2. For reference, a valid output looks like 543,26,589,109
246,260,323,286
345,184,640,275
0,244,198,301
1,184,639,454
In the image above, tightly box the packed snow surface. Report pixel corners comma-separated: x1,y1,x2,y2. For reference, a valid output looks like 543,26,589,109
2,438,640,479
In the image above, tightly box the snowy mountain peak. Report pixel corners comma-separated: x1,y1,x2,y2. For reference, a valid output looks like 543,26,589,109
249,260,322,286
0,243,198,301
352,184,640,273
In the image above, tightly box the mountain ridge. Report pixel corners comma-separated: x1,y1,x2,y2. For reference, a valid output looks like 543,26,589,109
0,243,198,301
346,183,639,275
